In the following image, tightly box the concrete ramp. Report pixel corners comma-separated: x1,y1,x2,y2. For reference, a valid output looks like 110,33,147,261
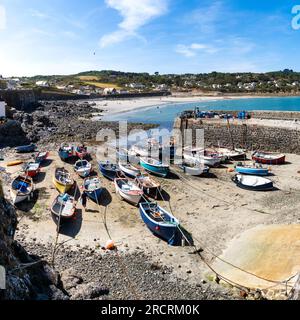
212,225,300,290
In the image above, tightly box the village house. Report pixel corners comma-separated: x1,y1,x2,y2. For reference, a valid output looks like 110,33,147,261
36,80,49,87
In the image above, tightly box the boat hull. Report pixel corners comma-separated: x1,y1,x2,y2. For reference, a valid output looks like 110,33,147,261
99,163,120,180
119,163,141,178
232,175,274,191
235,166,269,176
252,152,285,165
139,203,182,246
140,159,169,177
86,188,102,203
52,177,73,194
179,164,209,176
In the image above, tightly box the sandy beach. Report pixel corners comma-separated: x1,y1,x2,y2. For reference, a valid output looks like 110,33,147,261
93,95,265,116
2,146,300,299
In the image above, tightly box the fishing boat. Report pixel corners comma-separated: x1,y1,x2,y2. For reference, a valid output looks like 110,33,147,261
183,148,222,167
135,174,161,199
74,159,92,178
252,151,285,165
99,162,121,180
75,145,88,159
140,158,169,177
51,194,76,221
35,151,49,164
114,178,143,205
232,174,274,191
10,175,33,204
23,162,40,178
53,168,74,194
15,144,36,154
139,202,182,246
179,162,210,176
82,177,102,203
119,162,141,178
235,163,269,176
212,147,246,161
58,143,74,161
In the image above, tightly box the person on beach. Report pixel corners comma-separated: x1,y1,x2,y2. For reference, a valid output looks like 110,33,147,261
81,192,87,211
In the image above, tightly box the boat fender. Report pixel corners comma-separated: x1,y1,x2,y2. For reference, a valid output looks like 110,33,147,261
155,226,160,231
105,239,115,250
268,167,272,172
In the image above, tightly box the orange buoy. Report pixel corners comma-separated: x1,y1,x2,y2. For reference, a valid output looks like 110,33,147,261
227,168,234,173
105,239,115,250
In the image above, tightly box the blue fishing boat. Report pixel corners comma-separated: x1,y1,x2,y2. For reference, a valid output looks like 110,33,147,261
15,144,37,153
235,163,269,176
83,177,102,203
99,161,121,180
58,143,74,161
139,202,182,246
140,158,169,177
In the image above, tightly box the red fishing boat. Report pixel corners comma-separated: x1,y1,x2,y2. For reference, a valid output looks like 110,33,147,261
35,151,49,164
75,145,88,159
252,151,285,165
23,162,40,177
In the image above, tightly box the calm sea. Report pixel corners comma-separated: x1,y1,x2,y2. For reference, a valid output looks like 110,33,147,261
103,96,300,130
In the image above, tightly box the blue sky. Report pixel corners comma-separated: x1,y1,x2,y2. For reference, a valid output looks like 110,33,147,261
0,0,299,76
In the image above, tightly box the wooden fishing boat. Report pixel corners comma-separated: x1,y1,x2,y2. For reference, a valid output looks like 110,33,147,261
140,158,169,177
139,202,182,246
179,162,209,176
99,162,121,180
23,162,40,178
235,163,269,176
74,159,92,178
82,177,102,203
183,147,222,167
212,147,246,161
15,144,36,154
135,174,161,198
35,151,49,164
58,143,74,161
252,151,285,165
114,178,143,205
75,145,88,159
53,168,74,194
10,175,33,204
232,174,274,191
119,162,141,178
51,194,76,221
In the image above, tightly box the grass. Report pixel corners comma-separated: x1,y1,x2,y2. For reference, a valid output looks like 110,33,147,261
77,76,99,81
83,81,123,90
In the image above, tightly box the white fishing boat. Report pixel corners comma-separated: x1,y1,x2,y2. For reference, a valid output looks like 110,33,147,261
51,194,76,221
10,175,34,204
179,162,210,176
183,147,222,167
74,159,92,178
119,162,141,178
114,178,143,205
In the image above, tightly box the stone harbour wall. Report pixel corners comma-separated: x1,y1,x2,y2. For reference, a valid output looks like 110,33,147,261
177,117,300,154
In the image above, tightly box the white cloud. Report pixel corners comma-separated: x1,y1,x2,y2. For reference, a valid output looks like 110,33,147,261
29,9,50,19
100,0,168,47
176,43,219,57
0,5,6,30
